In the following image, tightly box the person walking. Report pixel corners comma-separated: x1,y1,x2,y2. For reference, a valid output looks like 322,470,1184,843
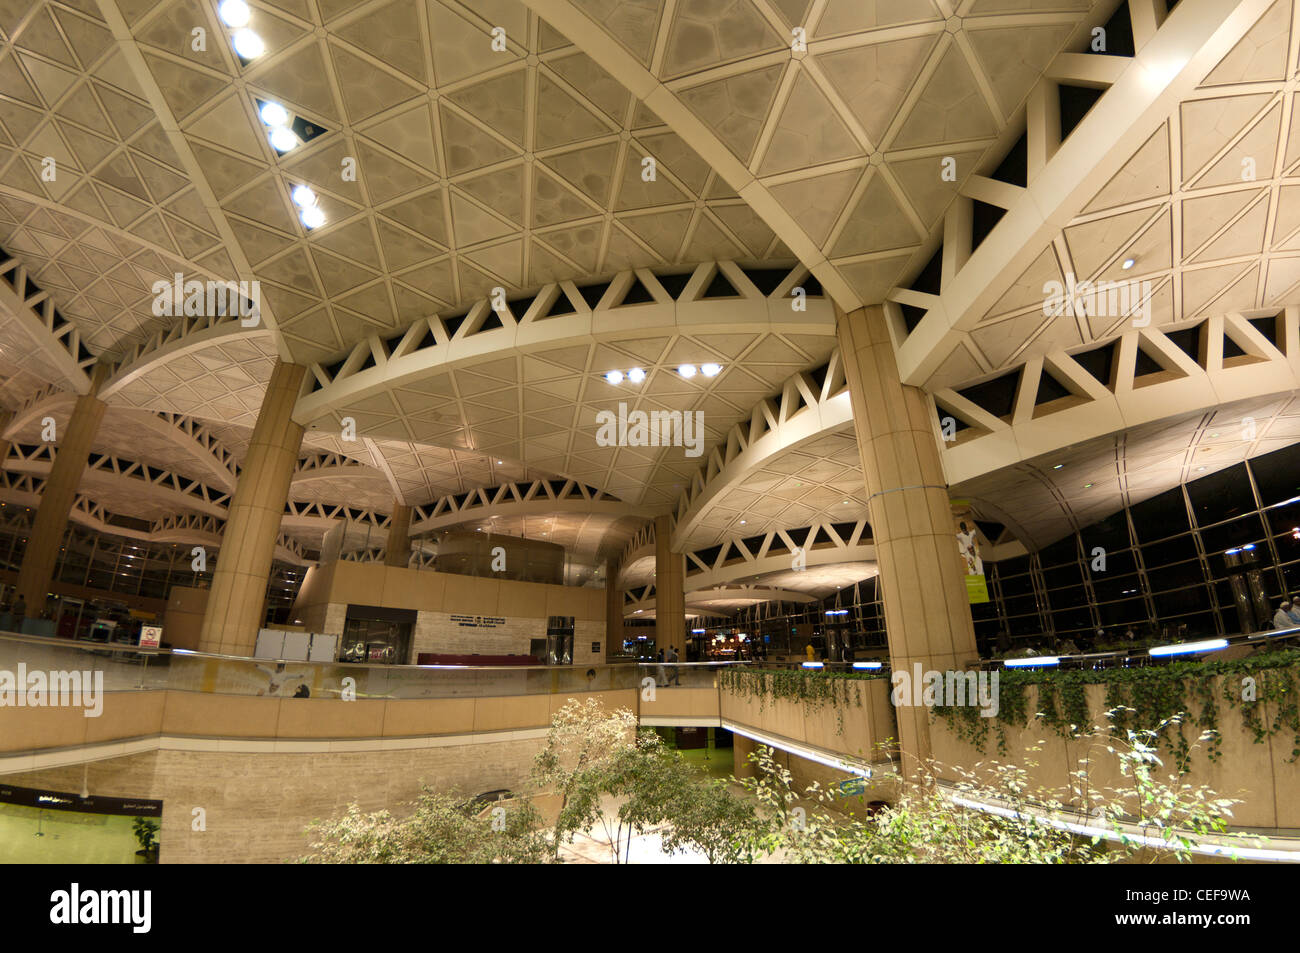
664,644,681,686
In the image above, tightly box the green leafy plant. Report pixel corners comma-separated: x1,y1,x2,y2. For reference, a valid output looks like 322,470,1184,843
933,649,1300,772
718,667,886,734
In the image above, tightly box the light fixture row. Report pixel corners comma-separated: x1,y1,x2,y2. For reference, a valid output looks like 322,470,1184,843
219,1,265,58
604,363,722,385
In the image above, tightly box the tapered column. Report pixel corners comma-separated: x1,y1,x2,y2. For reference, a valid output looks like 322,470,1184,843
836,306,978,774
605,558,622,658
198,361,305,655
15,368,108,610
654,514,685,656
385,503,411,567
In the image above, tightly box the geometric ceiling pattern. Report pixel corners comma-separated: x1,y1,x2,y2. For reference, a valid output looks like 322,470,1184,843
4,0,1300,597
923,0,1300,390
530,0,1103,309
310,320,838,509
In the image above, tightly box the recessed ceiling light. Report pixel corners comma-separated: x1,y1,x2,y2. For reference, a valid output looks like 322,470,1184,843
1197,466,1206,471
1121,258,1135,270
701,363,721,377
259,101,290,127
299,205,325,229
605,369,623,385
496,460,502,465
269,126,298,152
218,0,251,28
1083,483,1093,488
291,184,317,208
1052,464,1064,469
628,367,645,384
232,28,264,59
678,364,697,378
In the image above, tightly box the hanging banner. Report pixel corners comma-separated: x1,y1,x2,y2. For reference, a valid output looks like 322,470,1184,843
951,499,990,604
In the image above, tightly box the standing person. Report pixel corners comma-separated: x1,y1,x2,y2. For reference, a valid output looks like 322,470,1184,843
664,644,680,686
804,640,816,662
655,648,667,687
11,594,27,634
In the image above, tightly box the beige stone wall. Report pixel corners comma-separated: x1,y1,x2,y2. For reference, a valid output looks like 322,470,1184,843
719,677,898,764
293,561,606,664
928,680,1300,830
4,740,544,864
162,586,207,650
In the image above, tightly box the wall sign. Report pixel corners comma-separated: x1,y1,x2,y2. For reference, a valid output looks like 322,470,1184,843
450,614,506,628
139,625,162,648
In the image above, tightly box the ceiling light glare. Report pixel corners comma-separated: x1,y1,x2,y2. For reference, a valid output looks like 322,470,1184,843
259,101,290,127
300,205,325,229
627,367,645,384
218,0,251,27
232,28,265,59
678,364,697,379
605,369,624,385
701,362,721,377
291,184,317,208
269,126,298,152
1121,258,1135,270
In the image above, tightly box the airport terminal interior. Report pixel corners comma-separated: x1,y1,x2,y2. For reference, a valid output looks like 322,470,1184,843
2,0,1300,864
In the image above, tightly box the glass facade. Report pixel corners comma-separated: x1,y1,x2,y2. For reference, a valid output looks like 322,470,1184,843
971,441,1300,652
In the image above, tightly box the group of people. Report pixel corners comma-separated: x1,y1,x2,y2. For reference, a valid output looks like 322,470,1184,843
1271,598,1300,630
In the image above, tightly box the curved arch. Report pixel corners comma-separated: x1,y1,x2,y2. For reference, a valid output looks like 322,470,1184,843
672,349,853,546
292,261,836,426
409,479,657,536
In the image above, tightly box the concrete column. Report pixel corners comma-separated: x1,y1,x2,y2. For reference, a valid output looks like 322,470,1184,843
385,503,411,567
732,732,757,780
836,305,978,775
198,361,305,655
653,514,685,657
604,558,621,658
15,368,108,610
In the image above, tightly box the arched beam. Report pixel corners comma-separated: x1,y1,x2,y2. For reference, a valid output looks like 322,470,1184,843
409,479,657,536
292,261,835,426
683,520,876,592
672,349,853,545
100,319,276,401
891,0,1275,385
1,385,76,440
0,256,94,392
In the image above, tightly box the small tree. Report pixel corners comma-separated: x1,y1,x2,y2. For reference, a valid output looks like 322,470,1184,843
298,787,551,864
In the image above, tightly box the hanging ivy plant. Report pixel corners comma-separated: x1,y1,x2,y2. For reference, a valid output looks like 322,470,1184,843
717,668,886,734
932,648,1300,773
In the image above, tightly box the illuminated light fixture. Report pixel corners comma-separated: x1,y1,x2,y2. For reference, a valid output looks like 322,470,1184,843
1242,543,1256,551
1052,464,1064,470
801,661,824,669
300,205,325,229
218,0,251,27
232,28,264,59
1149,638,1228,657
691,628,705,634
1083,483,1093,489
1004,656,1060,668
291,184,317,208
1224,548,1239,556
852,661,882,670
1121,258,1135,270
259,101,290,127
604,369,623,385
269,126,298,153
701,363,721,377
627,367,645,384
678,364,697,379
825,609,848,616
496,460,502,465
